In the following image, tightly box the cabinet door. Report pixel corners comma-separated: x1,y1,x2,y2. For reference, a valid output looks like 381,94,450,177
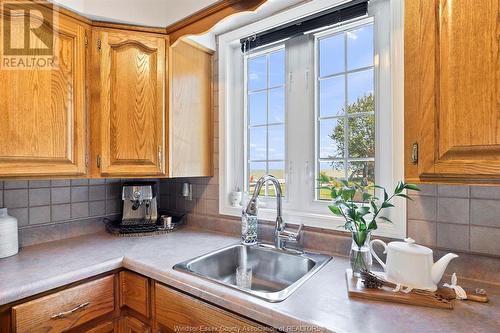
119,271,150,318
92,29,167,177
120,316,150,333
170,40,213,177
405,0,500,182
155,283,276,333
0,5,87,177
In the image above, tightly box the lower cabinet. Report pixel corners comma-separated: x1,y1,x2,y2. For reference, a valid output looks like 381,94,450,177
2,270,275,333
154,282,276,333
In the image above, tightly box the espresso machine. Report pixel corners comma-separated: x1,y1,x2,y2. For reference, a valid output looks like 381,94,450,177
104,181,185,236
121,182,158,226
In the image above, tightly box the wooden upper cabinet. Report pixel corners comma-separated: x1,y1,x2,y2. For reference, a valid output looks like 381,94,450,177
91,29,167,177
405,0,500,182
170,40,213,177
0,6,88,177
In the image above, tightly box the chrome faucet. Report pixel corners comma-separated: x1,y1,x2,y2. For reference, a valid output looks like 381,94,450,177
245,175,303,250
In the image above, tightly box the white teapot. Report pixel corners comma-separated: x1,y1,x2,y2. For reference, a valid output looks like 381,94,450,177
370,238,458,291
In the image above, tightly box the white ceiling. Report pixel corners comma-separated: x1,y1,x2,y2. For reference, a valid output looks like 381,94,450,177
51,0,220,27
50,0,308,50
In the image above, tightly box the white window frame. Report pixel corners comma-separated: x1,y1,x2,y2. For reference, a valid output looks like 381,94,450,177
218,0,406,238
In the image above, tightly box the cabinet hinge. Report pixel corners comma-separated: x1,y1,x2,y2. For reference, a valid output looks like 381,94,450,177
85,154,89,168
84,34,88,48
411,143,419,165
97,39,101,51
96,155,101,169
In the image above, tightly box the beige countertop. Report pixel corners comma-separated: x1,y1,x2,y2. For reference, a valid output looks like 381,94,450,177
0,229,499,333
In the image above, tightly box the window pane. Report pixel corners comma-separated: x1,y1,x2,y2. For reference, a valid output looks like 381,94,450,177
249,126,267,160
269,50,285,87
268,124,285,160
249,162,266,195
268,161,286,197
348,115,375,158
319,34,344,77
347,24,373,71
249,91,267,126
268,87,285,123
320,75,345,117
319,161,345,200
348,69,373,105
320,118,343,159
347,161,375,187
248,55,267,91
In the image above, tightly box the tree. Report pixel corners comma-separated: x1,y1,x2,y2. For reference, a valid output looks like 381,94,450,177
328,94,375,186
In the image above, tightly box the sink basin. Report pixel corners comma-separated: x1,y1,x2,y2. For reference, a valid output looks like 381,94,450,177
173,243,332,302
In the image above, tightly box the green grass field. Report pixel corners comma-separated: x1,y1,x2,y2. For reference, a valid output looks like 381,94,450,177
249,168,332,200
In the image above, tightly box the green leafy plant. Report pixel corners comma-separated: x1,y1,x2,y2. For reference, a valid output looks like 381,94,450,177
326,180,420,247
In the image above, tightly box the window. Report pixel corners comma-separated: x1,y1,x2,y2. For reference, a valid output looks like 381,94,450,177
219,0,405,238
316,23,375,200
246,47,286,197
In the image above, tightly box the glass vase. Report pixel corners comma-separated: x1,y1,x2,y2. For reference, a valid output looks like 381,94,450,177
350,230,373,277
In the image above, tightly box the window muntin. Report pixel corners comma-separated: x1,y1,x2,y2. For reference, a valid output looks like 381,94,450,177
316,23,375,200
246,47,286,197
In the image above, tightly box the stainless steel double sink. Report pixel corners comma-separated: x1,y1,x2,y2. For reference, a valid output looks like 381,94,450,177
173,243,332,302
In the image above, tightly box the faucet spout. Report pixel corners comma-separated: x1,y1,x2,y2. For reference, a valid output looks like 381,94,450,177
246,175,286,248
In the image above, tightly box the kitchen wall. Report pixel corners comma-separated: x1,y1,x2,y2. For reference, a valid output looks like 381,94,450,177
0,179,122,246
4,48,498,262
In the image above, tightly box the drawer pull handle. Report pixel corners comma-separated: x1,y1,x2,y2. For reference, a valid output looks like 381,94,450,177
50,302,90,320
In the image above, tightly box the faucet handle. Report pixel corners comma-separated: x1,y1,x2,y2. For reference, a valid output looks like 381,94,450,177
281,223,304,242
293,223,304,241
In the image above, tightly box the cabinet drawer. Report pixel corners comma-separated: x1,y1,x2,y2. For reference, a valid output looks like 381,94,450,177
12,275,115,333
155,283,276,332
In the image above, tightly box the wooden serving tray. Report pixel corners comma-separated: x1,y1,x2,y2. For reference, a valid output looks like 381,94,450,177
345,269,453,309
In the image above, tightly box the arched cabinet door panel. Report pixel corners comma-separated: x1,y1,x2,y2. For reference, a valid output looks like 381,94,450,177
0,5,88,177
91,29,167,177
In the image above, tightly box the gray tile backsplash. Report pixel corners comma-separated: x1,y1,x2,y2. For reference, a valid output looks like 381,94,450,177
71,186,89,203
407,196,436,221
470,226,500,256
407,219,436,247
407,184,500,256
29,188,51,206
4,189,28,208
51,187,71,204
437,197,469,224
0,179,123,242
470,199,500,227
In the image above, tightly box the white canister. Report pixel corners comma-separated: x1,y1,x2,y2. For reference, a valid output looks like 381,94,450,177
0,208,19,258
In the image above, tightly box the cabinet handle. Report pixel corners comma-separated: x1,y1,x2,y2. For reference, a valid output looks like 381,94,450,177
50,302,90,320
158,145,163,171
